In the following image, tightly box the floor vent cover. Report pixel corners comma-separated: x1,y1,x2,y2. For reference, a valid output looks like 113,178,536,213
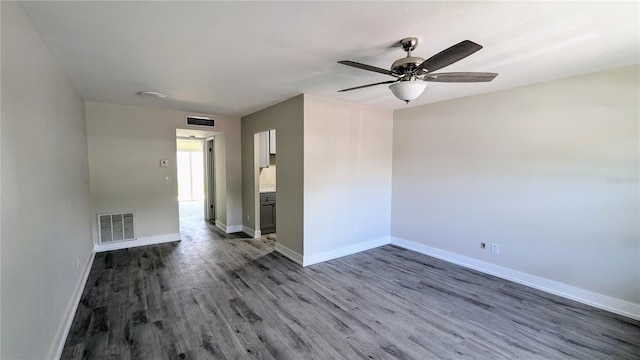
98,212,136,244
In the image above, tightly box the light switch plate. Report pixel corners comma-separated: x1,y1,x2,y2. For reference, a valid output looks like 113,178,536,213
160,159,169,168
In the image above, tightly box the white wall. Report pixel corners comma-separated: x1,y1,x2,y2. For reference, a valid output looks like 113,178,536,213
86,102,242,245
303,95,393,265
391,66,639,314
1,2,94,358
242,94,393,265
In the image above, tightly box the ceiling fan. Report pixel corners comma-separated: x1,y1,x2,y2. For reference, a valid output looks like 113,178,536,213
337,37,498,103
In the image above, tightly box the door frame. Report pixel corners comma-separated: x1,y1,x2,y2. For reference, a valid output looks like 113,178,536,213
204,137,216,222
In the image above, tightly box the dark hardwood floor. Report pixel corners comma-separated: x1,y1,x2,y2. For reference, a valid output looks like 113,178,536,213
62,201,640,359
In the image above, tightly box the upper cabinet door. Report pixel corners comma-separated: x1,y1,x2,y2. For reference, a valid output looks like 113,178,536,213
259,131,270,168
269,129,276,155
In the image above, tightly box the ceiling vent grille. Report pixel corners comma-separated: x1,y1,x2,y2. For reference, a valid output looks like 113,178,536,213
98,212,136,244
186,116,215,127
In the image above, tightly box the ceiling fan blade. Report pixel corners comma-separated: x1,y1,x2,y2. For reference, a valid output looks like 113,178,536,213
424,72,498,83
338,60,398,77
415,40,483,73
337,80,399,92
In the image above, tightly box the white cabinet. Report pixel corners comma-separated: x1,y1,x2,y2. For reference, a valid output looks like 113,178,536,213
269,129,276,155
258,131,270,168
259,130,276,168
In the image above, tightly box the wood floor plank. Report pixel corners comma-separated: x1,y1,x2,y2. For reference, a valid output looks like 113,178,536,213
61,201,640,360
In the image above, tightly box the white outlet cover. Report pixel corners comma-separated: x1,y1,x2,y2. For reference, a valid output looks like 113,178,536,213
491,243,500,254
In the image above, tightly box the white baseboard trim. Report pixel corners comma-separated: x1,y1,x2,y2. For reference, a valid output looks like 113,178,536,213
390,236,640,321
303,236,390,267
242,225,261,238
226,225,243,233
274,243,304,265
215,220,242,234
215,220,227,233
49,250,95,360
94,233,181,252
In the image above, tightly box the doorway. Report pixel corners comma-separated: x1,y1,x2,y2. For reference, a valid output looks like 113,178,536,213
177,137,205,232
177,138,204,202
255,129,277,246
175,128,218,235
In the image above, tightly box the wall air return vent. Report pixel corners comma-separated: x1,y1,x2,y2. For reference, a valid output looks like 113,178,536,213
97,212,136,244
186,116,215,127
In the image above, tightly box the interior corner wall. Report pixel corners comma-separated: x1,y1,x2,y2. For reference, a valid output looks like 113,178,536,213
241,95,304,256
391,66,640,309
1,1,94,358
303,95,393,264
85,102,242,244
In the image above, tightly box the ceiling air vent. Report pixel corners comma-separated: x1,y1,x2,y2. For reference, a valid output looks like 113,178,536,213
186,116,215,127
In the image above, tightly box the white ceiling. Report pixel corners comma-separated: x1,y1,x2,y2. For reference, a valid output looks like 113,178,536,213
19,1,639,117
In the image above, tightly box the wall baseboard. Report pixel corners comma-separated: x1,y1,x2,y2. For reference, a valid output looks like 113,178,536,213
303,236,390,267
49,251,95,360
274,243,304,265
226,225,243,233
390,236,640,321
215,221,242,234
94,233,181,252
215,220,227,233
242,225,261,238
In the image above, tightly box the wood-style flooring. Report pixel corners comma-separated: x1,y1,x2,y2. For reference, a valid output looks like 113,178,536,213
62,201,640,359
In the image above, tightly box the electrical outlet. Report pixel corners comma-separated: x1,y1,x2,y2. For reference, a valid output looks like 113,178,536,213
480,243,486,249
491,243,500,254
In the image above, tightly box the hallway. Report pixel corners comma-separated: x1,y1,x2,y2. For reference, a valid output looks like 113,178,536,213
179,200,211,240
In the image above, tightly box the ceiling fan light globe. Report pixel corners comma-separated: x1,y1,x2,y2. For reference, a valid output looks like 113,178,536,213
389,81,426,103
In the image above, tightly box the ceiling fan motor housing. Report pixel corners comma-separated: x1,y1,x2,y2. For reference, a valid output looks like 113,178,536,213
393,37,428,77
391,56,427,77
